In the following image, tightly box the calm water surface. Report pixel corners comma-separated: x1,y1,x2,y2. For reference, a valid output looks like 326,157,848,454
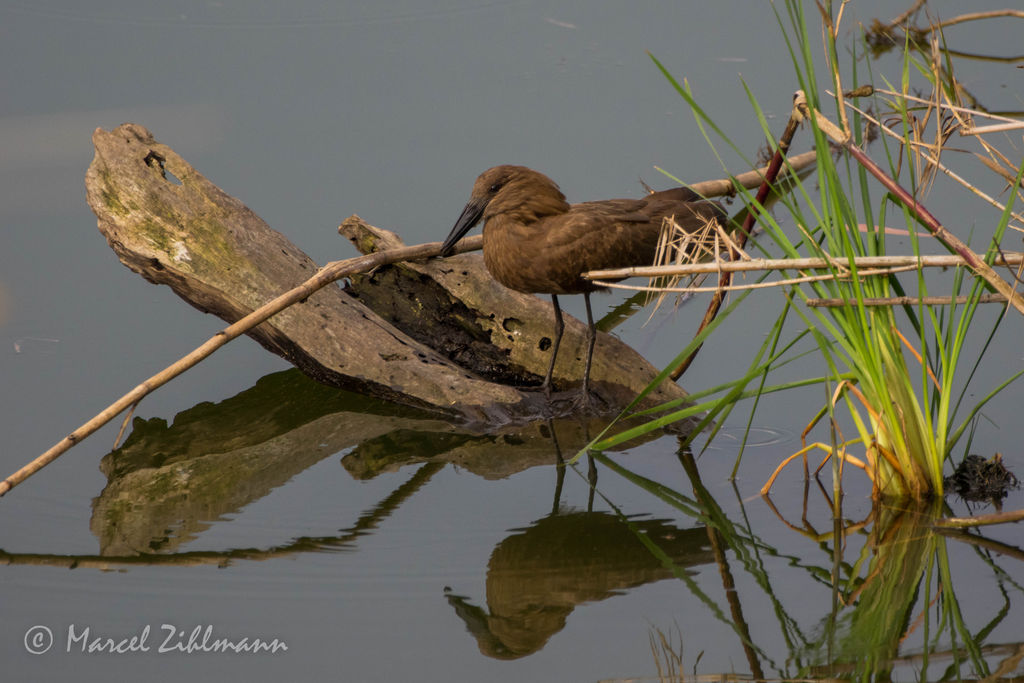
2,1,1023,680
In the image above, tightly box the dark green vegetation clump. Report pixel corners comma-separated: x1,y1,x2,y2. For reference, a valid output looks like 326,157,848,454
944,454,1019,503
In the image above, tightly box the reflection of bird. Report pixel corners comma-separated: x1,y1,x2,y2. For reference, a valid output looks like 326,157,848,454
440,165,725,406
444,511,715,659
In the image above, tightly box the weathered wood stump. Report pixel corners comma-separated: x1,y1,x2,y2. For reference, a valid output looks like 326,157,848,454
84,123,691,425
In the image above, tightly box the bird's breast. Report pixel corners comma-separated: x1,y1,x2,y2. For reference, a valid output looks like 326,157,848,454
481,217,593,295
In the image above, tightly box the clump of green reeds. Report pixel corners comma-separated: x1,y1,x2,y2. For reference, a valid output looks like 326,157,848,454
585,0,1024,501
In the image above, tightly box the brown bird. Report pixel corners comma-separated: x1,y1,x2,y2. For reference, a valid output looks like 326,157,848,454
439,165,725,407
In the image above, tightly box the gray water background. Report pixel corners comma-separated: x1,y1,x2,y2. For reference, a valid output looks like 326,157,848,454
2,1,1023,680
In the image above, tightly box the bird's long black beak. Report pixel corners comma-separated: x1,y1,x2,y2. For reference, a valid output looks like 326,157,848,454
439,199,486,256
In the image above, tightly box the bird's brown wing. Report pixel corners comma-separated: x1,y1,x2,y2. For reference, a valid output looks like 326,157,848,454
527,203,662,293
571,198,652,225
531,198,726,293
647,186,702,203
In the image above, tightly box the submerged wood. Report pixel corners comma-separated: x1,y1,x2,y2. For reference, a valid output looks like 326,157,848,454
83,123,689,425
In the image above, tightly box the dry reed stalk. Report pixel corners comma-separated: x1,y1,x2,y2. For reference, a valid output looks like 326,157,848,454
934,508,1024,528
794,92,1024,316
807,293,1009,308
588,252,1024,280
667,94,808,380
841,98,1024,227
0,235,478,497
0,152,814,497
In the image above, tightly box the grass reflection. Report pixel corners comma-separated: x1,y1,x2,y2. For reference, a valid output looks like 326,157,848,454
592,450,1023,680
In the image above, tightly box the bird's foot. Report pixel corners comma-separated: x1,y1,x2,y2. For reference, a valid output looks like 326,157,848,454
521,380,606,416
569,387,605,415
517,381,560,417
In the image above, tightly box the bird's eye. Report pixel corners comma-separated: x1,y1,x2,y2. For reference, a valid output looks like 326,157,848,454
489,182,502,193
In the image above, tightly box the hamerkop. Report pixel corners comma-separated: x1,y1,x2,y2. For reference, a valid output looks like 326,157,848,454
439,165,725,407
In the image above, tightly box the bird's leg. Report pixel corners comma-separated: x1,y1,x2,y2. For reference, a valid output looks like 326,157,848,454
581,291,597,399
568,291,601,413
541,294,564,398
586,453,598,511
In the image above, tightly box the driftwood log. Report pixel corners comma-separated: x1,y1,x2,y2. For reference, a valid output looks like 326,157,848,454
85,123,691,425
